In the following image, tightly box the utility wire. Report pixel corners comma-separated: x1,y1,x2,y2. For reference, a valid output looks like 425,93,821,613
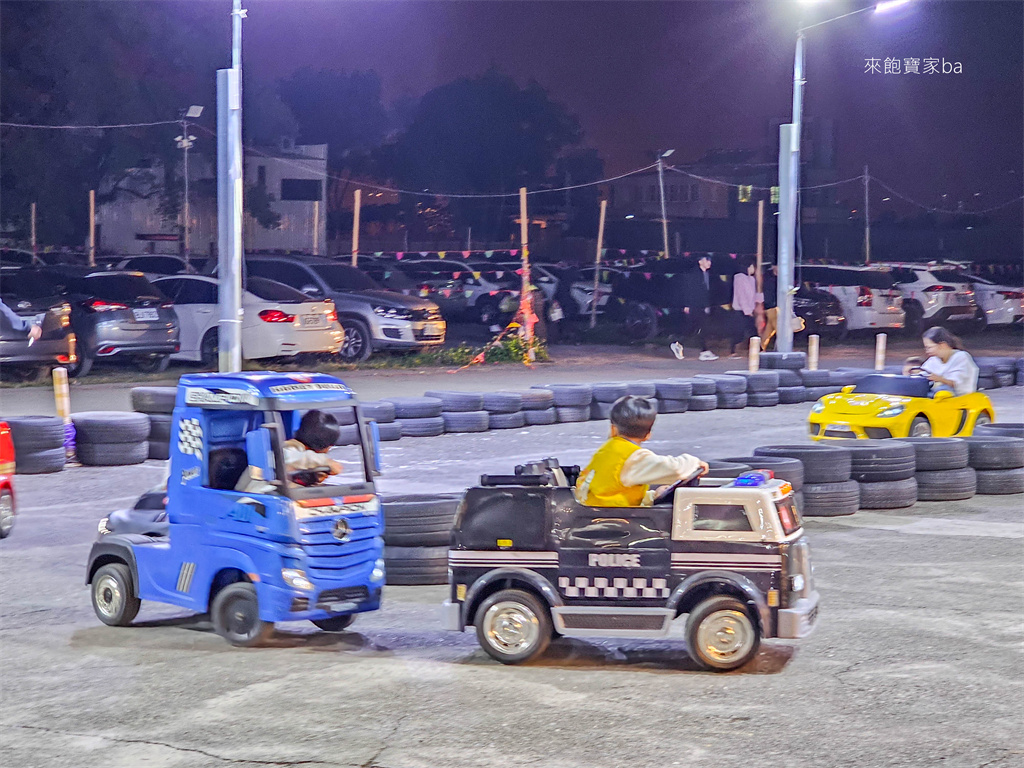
1,120,180,129
666,165,864,192
870,176,1024,216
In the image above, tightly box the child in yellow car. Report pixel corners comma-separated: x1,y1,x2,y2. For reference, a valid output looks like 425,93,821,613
575,395,709,507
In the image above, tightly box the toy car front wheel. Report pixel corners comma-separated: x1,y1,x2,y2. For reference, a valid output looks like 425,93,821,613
973,413,992,431
475,589,552,664
211,582,274,647
685,595,760,671
91,563,141,627
0,489,15,539
910,416,932,438
312,614,356,632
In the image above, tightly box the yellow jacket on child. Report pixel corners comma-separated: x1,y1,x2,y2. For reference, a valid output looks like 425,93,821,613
575,436,702,507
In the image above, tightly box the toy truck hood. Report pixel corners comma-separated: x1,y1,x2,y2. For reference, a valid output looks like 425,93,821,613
177,371,354,411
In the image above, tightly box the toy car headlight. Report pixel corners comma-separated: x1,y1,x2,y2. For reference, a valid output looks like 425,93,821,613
811,402,826,413
370,558,385,582
281,568,314,591
878,404,905,418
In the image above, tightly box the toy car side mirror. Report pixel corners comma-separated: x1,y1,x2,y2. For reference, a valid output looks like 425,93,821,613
934,390,952,401
246,426,278,483
841,385,855,394
364,420,382,476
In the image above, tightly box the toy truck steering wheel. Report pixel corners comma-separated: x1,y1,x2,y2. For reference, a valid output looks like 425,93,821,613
289,466,333,487
652,468,705,505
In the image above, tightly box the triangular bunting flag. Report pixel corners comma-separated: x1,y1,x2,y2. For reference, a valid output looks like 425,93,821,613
396,252,404,259
462,251,471,258
641,250,649,255
484,250,494,257
419,251,429,257
510,250,518,257
374,251,383,257
438,251,446,258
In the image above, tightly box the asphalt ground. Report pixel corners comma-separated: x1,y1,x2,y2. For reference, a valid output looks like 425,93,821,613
1,387,1022,767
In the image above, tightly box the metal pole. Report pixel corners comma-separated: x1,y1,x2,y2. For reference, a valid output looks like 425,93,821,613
754,199,765,333
312,200,320,256
863,165,871,265
88,190,96,267
351,188,361,267
807,334,820,371
590,199,607,329
466,226,472,252
519,187,534,355
776,32,804,354
183,120,191,266
30,202,38,265
657,156,669,258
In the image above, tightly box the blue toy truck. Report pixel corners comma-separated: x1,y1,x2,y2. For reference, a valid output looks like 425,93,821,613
87,371,384,646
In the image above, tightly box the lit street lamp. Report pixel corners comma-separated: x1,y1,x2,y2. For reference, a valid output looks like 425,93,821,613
176,105,203,270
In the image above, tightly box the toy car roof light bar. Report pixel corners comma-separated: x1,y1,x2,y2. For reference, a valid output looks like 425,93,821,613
732,470,774,486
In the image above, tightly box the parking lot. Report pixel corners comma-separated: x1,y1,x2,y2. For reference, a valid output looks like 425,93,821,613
2,387,1022,768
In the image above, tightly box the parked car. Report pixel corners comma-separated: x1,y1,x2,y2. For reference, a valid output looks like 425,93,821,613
0,268,77,380
793,285,846,339
244,255,444,362
39,269,179,377
399,258,520,323
874,264,979,334
926,269,1022,328
154,275,343,364
798,265,905,332
109,255,191,278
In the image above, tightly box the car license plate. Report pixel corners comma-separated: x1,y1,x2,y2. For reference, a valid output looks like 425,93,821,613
427,322,444,335
132,308,158,322
301,314,326,327
329,602,357,612
825,315,842,325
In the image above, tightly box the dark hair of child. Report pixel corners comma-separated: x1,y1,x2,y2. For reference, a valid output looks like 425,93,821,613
609,395,658,439
922,325,963,350
295,410,341,452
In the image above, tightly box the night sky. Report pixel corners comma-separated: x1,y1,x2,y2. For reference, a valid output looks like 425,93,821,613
244,0,1023,219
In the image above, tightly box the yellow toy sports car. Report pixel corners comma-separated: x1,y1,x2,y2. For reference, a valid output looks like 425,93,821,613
809,373,994,440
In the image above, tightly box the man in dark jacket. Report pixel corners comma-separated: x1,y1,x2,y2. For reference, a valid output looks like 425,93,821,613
670,255,718,361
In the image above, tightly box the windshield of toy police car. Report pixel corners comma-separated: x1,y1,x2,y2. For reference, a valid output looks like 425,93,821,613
776,497,802,536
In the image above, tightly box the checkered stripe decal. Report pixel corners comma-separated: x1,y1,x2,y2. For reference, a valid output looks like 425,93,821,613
177,418,203,460
558,576,670,599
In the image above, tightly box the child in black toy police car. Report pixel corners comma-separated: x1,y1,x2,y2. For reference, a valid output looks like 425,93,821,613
575,395,709,507
285,410,343,485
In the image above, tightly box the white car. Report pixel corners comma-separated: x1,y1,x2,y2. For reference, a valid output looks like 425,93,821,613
927,269,1022,327
154,275,342,364
799,265,905,331
876,264,979,333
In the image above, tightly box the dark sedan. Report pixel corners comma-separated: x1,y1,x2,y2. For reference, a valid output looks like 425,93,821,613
1,270,77,381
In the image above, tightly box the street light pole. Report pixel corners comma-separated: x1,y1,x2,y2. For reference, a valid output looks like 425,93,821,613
176,106,202,272
657,150,673,259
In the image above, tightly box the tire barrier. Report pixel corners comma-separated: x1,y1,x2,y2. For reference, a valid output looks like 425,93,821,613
481,392,523,414
424,391,486,412
524,408,557,426
974,423,1024,439
901,437,969,471
688,394,718,411
658,399,689,414
705,460,752,479
689,377,718,396
533,384,593,407
798,369,831,387
397,416,446,438
130,386,176,415
747,391,780,408
383,545,450,586
385,397,444,419
723,370,780,393
5,415,66,474
857,477,918,509
916,467,977,501
590,401,614,420
487,411,527,430
804,385,843,401
591,382,629,403
147,413,173,460
381,494,461,547
555,405,591,423
964,435,1024,495
71,411,150,467
652,379,693,401
517,389,555,410
716,392,748,409
801,480,860,517
720,455,804,491
695,374,747,394
441,411,490,433
778,386,807,404
360,401,397,423
754,443,852,484
975,468,1024,495
757,351,807,370
775,369,803,388
846,440,917,483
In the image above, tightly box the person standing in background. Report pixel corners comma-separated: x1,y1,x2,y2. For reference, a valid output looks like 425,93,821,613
671,254,718,361
729,259,762,358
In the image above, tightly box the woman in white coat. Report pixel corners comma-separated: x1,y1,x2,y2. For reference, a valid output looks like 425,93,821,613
904,326,979,396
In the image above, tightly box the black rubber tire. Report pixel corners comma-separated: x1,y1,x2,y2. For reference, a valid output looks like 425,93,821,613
696,374,746,394
475,588,553,664
442,411,490,433
200,328,219,367
908,416,933,438
382,494,460,546
974,423,1024,439
590,402,614,420
482,391,523,414
77,441,148,466
977,377,998,391
916,467,977,501
754,444,853,483
5,415,65,452
747,391,780,407
324,407,357,426
591,382,629,402
793,490,805,512
1017,372,1024,387
689,377,717,396
385,397,444,419
996,373,1015,388
424,390,486,412
846,440,917,482
556,406,590,423
211,582,275,647
312,614,356,632
721,456,805,491
0,489,14,539
828,370,859,387
778,386,807,404
685,595,760,671
360,401,396,423
383,545,449,585
67,351,94,378
15,447,66,474
397,416,445,438
652,379,693,400
775,369,803,388
334,424,361,445
688,394,718,411
338,318,373,362
901,437,969,471
91,563,141,627
535,384,593,407
489,411,527,430
799,369,831,387
518,389,555,410
624,381,657,397
72,412,151,444
658,399,689,414
723,370,780,393
963,436,1024,470
705,460,752,479
758,351,807,370
801,480,860,517
623,302,659,341
716,392,748,409
376,421,403,441
857,477,918,509
524,408,557,425
134,354,170,374
148,414,172,443
975,468,1024,495
805,385,843,401
148,439,170,461
130,386,177,414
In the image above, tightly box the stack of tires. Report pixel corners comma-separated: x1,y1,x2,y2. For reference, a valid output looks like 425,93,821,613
695,374,747,409
382,493,461,585
482,391,526,430
799,369,840,401
687,377,718,411
516,389,556,425
1017,358,1024,387
425,391,490,434
361,401,401,442
533,384,592,423
846,440,918,509
704,460,751,479
773,368,807,405
5,416,66,474
385,397,445,438
753,443,858,516
964,436,1024,495
724,370,780,407
902,438,976,501
72,412,150,466
589,382,628,420
975,423,1024,439
720,454,805,507
131,387,177,460
758,351,806,371
976,357,1016,390
651,378,693,414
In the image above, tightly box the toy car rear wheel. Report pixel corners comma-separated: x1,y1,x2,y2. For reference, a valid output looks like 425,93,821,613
910,416,932,438
91,563,140,626
973,413,992,431
211,582,274,647
312,614,356,632
686,595,760,671
475,589,552,664
0,490,15,539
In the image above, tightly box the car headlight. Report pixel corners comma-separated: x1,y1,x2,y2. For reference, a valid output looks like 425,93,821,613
98,517,110,535
370,558,385,582
372,305,413,320
811,402,826,413
281,568,314,591
878,404,905,418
